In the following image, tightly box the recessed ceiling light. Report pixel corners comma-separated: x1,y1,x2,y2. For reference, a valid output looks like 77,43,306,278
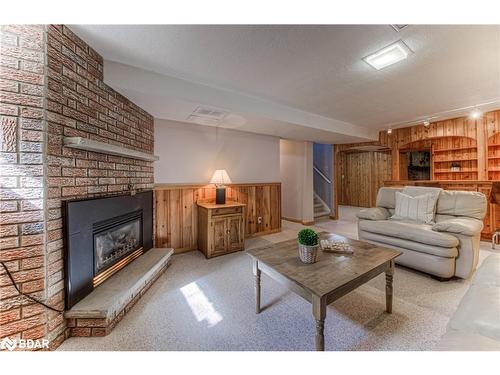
423,120,430,127
470,109,482,119
363,40,413,70
387,129,393,135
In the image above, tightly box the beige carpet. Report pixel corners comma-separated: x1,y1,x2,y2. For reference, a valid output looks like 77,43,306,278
58,206,496,351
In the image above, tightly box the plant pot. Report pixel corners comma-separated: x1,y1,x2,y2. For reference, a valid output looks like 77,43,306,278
298,243,319,264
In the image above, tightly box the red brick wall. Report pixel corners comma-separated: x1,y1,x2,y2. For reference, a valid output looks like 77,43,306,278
1,24,50,349
1,25,154,350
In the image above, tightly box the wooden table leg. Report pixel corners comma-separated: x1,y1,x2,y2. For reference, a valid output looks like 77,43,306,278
253,259,261,314
312,296,326,351
385,260,394,314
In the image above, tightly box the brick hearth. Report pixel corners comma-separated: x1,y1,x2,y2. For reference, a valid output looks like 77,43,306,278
1,25,155,350
66,248,173,337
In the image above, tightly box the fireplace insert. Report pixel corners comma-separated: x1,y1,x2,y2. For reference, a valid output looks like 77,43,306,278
64,191,153,309
93,210,143,287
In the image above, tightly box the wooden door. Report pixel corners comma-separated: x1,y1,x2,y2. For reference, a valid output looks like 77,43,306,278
340,151,391,207
211,217,227,256
227,215,244,251
343,152,372,207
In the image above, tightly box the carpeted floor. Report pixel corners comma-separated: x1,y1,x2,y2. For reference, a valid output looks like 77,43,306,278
58,206,496,351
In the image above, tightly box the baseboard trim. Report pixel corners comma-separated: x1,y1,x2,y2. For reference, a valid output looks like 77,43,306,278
170,228,283,254
173,246,197,254
282,217,315,226
245,228,281,238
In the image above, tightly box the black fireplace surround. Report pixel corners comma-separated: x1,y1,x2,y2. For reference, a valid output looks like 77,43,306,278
64,191,153,309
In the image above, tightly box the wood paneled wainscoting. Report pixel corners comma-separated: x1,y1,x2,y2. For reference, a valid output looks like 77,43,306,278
384,180,499,241
154,183,281,253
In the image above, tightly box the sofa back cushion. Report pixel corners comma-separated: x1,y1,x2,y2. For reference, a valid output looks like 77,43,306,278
391,191,439,224
376,187,403,208
436,190,487,220
402,186,443,199
376,186,487,221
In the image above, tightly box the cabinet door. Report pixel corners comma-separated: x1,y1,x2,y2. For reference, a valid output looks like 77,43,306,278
211,217,227,256
227,215,244,251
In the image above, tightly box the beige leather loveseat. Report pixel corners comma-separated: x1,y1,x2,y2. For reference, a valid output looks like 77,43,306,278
357,186,487,279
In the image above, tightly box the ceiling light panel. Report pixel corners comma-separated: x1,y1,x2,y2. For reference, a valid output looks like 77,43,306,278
363,40,412,70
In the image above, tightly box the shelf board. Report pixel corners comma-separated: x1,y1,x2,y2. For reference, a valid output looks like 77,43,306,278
434,170,478,174
488,156,500,160
433,158,478,162
63,137,159,162
488,144,500,148
432,146,477,153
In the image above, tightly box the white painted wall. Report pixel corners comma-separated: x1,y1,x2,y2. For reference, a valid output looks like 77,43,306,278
154,119,281,184
280,139,314,224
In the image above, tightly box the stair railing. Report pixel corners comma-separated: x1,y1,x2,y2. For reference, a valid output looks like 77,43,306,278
313,164,332,184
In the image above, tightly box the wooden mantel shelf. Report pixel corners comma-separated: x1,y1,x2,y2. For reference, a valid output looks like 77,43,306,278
63,137,159,161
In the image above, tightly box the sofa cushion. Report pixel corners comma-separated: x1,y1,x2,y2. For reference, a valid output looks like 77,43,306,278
435,331,500,351
472,254,500,287
436,190,487,220
391,192,438,224
448,284,500,341
358,219,460,248
356,207,390,221
435,255,500,350
402,186,442,199
359,230,458,258
432,217,484,237
375,187,402,209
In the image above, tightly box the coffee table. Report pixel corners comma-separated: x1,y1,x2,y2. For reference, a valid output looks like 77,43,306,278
246,233,401,351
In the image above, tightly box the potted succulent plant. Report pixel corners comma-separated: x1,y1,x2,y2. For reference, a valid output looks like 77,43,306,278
297,228,320,264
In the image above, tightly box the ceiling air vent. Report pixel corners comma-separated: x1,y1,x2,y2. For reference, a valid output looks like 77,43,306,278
191,106,228,121
390,25,409,32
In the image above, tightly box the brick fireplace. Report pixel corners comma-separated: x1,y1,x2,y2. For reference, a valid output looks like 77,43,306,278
1,25,155,349
64,191,153,308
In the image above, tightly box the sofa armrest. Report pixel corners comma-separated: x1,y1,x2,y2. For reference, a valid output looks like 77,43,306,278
356,207,390,221
432,217,484,236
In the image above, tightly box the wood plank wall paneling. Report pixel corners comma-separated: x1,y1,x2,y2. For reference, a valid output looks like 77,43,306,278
335,109,500,210
154,183,281,253
338,151,392,207
378,116,479,148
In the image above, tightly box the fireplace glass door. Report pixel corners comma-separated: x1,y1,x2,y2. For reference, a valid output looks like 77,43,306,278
93,210,143,280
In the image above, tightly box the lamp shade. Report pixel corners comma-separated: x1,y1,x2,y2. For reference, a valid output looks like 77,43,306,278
210,169,232,186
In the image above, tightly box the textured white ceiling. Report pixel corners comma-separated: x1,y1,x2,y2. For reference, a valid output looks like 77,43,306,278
71,24,500,133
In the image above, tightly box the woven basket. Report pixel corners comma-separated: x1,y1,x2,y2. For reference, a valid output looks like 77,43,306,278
298,243,319,264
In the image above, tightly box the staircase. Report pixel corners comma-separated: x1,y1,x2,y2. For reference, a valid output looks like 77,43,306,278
314,193,331,218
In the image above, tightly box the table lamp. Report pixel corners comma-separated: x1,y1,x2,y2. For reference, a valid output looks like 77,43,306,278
210,169,232,204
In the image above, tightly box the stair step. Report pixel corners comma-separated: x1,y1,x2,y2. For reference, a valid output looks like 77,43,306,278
314,210,331,218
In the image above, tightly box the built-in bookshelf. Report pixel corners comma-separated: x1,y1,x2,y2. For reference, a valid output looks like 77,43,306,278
431,137,478,181
488,133,500,181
